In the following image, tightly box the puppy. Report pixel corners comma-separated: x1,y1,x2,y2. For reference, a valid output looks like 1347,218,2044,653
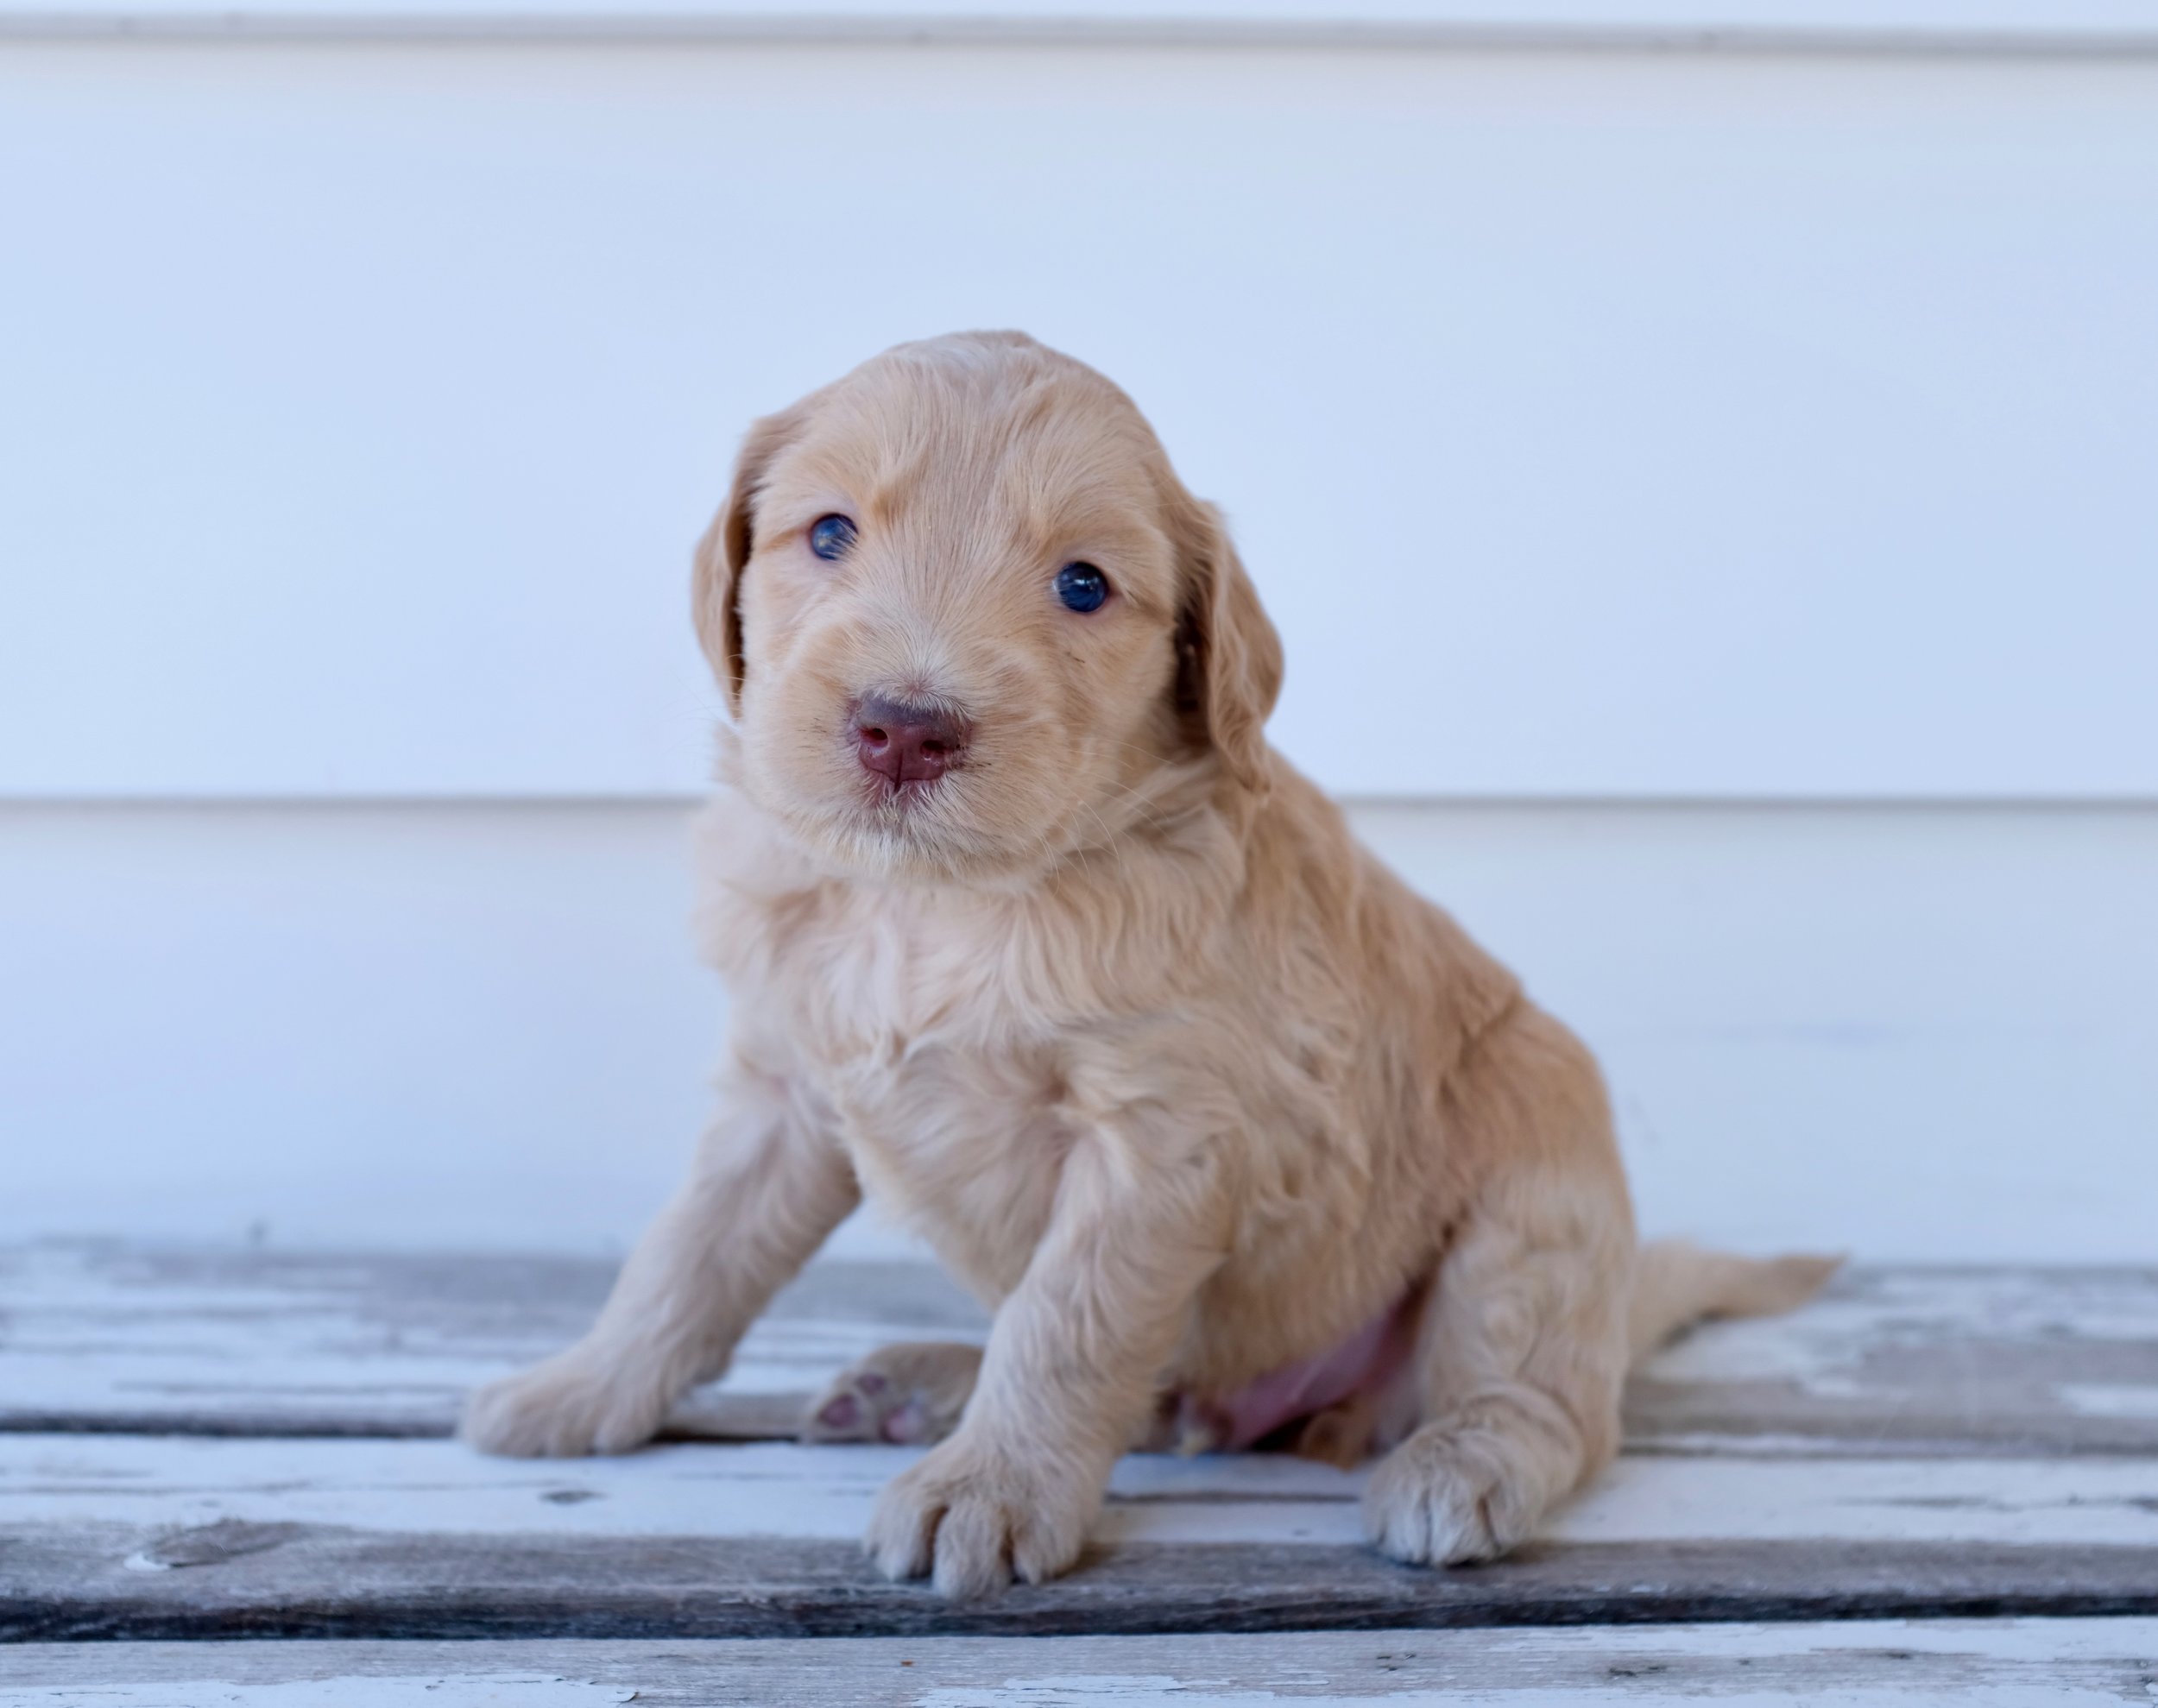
463,331,1836,1596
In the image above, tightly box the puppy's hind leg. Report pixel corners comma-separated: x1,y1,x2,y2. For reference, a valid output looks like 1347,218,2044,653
802,1341,982,1446
1286,1391,1385,1471
1364,1012,1634,1567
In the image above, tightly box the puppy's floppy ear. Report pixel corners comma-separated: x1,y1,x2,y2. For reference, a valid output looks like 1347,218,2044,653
693,407,805,718
1172,495,1284,795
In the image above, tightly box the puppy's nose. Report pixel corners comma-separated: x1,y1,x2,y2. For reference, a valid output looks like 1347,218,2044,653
853,694,971,788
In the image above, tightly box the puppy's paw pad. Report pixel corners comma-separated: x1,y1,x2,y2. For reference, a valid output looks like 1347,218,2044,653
800,1342,979,1446
800,1370,905,1443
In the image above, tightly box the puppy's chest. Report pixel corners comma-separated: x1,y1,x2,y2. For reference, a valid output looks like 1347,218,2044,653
754,893,1076,1277
830,1034,1074,1299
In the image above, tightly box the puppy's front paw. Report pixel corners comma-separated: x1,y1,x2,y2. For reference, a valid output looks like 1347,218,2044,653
461,1348,669,1459
1362,1409,1570,1566
865,1431,1100,1598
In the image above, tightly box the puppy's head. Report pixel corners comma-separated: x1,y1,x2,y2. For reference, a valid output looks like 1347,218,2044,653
696,332,1282,881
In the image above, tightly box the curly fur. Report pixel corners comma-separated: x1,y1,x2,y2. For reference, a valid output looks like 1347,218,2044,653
462,331,1837,1596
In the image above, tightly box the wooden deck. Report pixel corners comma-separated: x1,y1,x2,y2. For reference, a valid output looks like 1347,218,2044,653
3,1244,2155,1699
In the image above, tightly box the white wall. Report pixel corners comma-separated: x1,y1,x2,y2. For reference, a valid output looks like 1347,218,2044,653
2,12,2152,1264
4,799,2152,1263
3,32,2155,799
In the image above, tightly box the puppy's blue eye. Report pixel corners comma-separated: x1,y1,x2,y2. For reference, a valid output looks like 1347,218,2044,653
1054,562,1108,613
808,514,857,561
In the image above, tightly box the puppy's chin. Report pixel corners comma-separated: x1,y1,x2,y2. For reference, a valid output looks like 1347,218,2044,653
817,791,1009,886
739,761,1043,889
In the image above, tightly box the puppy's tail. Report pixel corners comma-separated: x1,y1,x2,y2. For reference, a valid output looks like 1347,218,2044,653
1627,1238,1843,1365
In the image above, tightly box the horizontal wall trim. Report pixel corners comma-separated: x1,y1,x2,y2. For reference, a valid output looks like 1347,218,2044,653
6,793,2155,814
4,5,2156,51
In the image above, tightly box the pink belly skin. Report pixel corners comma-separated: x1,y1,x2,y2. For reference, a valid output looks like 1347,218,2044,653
1173,1285,1423,1455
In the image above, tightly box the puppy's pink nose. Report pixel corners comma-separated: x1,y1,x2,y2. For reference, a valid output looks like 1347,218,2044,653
854,694,971,789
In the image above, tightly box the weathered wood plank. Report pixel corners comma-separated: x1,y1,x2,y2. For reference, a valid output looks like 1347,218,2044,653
1627,1263,2158,1457
13,1434,2158,1551
7,1244,2157,1454
0,1242,986,1440
9,1527,2156,1642
5,1621,2158,1704
3,1434,2155,1639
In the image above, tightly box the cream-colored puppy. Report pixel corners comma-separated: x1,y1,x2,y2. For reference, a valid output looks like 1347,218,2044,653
464,331,1834,1597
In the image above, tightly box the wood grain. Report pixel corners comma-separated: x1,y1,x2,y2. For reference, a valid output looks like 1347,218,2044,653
3,1248,2156,1653
11,1525,2158,1642
0,1242,986,1440
5,1621,2158,1704
3,1434,2155,1640
8,1245,2156,1454
12,1434,2158,1549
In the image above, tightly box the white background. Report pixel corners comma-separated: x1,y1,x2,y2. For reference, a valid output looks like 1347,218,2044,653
3,7,2153,1261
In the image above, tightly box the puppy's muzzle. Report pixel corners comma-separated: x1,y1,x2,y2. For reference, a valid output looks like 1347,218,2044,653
853,694,972,791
